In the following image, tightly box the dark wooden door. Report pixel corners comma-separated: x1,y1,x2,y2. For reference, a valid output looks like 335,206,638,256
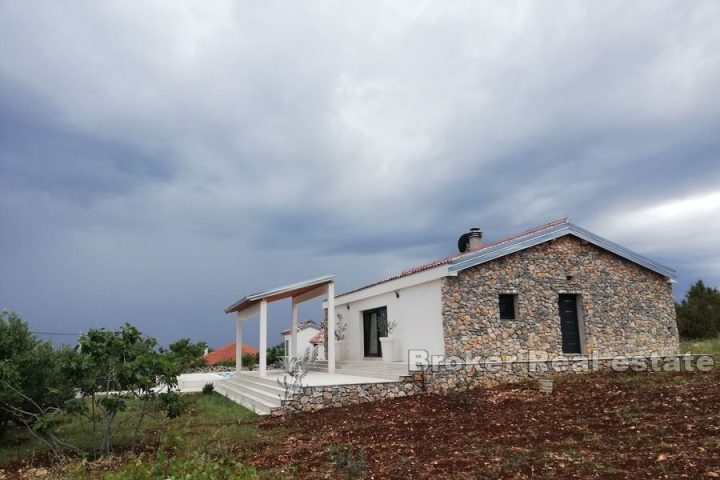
363,307,387,357
558,294,581,354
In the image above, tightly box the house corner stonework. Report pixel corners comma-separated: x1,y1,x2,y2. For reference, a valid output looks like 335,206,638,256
441,235,679,360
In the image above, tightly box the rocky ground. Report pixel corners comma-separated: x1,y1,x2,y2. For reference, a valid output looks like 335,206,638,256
254,370,720,479
2,370,719,479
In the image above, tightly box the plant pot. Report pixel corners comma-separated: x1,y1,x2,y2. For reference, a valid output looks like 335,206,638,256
379,337,395,362
334,340,344,361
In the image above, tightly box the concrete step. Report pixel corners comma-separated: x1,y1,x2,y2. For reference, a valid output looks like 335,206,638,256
220,379,288,405
314,360,410,371
223,375,288,397
214,381,278,415
312,361,410,376
306,365,404,381
214,373,307,415
318,369,399,381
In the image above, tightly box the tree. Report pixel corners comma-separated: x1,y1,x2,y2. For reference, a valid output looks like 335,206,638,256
242,352,259,370
676,280,720,339
161,338,208,374
0,310,73,438
266,342,286,367
60,323,180,455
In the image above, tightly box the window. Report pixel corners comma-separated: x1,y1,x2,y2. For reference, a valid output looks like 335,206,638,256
499,294,517,320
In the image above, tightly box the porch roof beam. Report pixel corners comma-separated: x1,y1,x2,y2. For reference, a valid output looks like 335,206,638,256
292,284,329,305
224,275,335,313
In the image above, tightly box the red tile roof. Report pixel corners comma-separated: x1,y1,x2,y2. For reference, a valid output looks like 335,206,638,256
336,218,570,298
203,342,258,365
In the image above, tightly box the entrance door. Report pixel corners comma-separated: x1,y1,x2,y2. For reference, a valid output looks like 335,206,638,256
363,307,387,357
558,294,582,354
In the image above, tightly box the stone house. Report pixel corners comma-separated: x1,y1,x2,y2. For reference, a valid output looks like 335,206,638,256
219,218,679,414
330,218,679,364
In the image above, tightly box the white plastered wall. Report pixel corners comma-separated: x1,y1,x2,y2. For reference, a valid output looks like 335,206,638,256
335,278,445,362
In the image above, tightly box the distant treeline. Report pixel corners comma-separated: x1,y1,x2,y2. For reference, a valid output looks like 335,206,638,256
676,280,720,339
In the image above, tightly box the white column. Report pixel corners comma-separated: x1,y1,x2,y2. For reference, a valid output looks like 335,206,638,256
327,282,336,374
290,301,298,357
235,314,243,374
259,299,268,378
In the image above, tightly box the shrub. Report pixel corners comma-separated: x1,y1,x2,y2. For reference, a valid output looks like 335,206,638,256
161,338,208,374
104,430,260,480
105,452,260,479
202,382,215,395
326,443,366,479
241,352,259,370
266,342,286,367
158,391,186,419
60,323,180,454
0,310,74,438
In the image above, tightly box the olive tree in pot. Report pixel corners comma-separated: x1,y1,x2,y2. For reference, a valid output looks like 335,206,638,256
334,313,346,361
378,317,398,362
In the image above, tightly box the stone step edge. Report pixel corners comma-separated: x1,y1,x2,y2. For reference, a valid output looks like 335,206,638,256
223,376,288,394
214,382,282,410
218,380,293,405
213,385,273,415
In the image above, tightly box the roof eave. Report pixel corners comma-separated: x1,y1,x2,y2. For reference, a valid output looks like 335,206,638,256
224,297,253,314
448,223,677,280
224,275,336,314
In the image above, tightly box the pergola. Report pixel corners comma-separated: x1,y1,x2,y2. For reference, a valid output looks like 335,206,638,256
224,275,336,377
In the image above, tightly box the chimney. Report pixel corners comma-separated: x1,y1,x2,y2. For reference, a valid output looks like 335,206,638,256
458,227,484,253
468,227,483,251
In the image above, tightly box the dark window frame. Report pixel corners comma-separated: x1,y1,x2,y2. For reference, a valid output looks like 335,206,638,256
499,294,518,320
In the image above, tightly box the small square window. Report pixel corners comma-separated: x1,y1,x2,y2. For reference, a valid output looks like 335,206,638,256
499,294,517,320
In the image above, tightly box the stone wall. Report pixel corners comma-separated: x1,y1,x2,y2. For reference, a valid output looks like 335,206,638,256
420,354,716,395
420,359,622,394
421,363,536,394
442,235,679,359
272,378,422,415
271,353,712,416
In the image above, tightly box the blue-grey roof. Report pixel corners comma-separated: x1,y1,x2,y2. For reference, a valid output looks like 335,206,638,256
448,221,677,280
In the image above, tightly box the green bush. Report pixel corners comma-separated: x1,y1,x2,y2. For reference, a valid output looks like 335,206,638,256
242,352,259,370
161,338,208,374
158,391,186,419
326,443,366,479
104,453,259,480
0,310,74,438
202,382,215,395
266,342,285,367
59,323,181,454
104,430,259,480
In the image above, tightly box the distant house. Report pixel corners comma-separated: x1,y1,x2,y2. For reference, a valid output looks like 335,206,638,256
280,320,324,360
204,342,258,365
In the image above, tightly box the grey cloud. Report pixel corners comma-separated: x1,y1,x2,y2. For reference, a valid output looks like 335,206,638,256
0,0,719,347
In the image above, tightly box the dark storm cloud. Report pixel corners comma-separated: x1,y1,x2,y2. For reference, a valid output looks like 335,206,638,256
0,1,719,348
0,83,174,203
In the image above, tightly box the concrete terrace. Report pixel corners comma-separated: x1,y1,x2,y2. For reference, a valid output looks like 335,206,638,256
212,360,412,415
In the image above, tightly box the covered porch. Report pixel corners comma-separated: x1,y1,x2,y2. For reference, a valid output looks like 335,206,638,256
224,275,337,377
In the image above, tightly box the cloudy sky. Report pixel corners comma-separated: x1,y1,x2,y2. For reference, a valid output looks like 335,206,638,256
1,1,719,349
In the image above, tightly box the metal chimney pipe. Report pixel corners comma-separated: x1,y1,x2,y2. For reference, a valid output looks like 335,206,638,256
468,227,483,251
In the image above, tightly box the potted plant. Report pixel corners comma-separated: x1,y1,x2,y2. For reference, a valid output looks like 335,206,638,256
378,317,397,362
334,313,346,361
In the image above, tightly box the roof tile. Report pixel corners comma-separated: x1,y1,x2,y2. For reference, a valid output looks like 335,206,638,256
336,218,570,297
